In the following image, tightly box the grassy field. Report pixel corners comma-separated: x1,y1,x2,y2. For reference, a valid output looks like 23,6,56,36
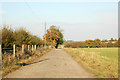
64,48,118,78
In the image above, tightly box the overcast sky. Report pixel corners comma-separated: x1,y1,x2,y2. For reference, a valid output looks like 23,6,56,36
0,1,118,41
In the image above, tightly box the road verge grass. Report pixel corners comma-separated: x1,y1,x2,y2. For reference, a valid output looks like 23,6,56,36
64,48,118,78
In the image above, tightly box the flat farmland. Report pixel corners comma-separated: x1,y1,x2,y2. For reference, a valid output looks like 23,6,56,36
64,48,118,78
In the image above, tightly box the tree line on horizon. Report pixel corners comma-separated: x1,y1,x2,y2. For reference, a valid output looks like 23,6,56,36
64,38,120,48
1,26,43,48
1,25,64,49
2,25,119,49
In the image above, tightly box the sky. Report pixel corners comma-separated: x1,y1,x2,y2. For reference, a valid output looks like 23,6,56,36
0,1,118,41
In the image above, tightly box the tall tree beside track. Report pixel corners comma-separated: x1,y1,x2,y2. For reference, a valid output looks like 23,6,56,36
2,26,43,48
14,28,31,47
43,25,63,48
2,26,15,48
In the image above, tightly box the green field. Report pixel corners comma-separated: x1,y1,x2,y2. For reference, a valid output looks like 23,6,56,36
64,48,118,78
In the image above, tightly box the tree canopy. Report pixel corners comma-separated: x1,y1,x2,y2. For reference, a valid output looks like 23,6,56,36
2,26,43,48
43,25,63,48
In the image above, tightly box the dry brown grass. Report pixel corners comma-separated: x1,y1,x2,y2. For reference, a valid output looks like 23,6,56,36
2,48,53,77
64,48,118,78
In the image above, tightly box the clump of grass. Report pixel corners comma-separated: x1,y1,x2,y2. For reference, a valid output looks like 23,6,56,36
64,48,118,78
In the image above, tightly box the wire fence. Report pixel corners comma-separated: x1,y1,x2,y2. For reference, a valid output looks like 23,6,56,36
1,44,49,54
1,44,51,69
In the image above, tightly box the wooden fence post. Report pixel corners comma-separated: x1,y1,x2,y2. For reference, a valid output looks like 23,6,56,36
34,45,36,51
28,45,30,51
22,44,24,53
0,44,1,55
32,45,33,51
13,44,15,57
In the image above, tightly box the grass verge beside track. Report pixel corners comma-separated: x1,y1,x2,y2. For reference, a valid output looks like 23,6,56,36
64,48,118,78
